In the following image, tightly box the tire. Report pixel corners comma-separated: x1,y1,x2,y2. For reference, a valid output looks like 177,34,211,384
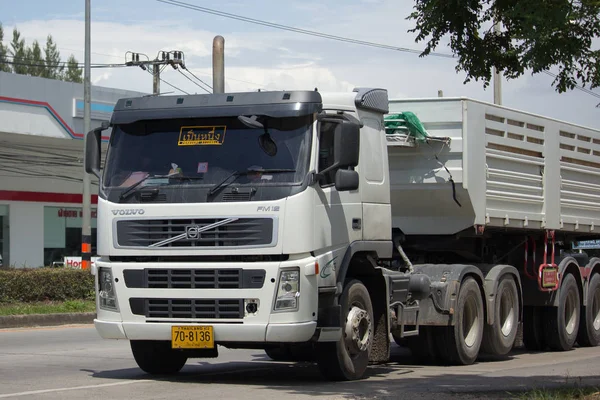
523,306,545,351
544,273,581,351
316,279,374,381
130,340,187,375
436,277,484,365
482,276,520,356
577,273,600,347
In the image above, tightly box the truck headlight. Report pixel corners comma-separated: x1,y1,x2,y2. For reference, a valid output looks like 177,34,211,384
274,268,300,311
98,267,118,311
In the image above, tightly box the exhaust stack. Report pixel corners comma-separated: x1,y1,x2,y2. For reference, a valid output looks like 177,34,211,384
212,35,225,94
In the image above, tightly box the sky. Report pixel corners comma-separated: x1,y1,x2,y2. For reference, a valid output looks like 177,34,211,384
1,0,600,129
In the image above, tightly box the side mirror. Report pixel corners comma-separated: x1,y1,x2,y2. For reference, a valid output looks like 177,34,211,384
85,122,109,179
335,169,359,192
334,119,360,168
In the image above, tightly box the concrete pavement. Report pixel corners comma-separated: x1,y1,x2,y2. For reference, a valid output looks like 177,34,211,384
0,324,599,399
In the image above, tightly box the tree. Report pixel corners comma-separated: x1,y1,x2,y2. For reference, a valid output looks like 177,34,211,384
43,34,63,80
0,23,11,73
63,54,83,83
9,28,27,75
27,40,44,77
408,0,600,93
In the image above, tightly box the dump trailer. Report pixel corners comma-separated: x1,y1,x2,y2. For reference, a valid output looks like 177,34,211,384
85,88,600,381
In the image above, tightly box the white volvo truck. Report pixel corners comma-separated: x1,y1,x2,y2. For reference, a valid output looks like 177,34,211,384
85,87,600,380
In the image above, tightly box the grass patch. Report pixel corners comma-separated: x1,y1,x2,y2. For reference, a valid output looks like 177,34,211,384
0,300,95,316
513,387,600,400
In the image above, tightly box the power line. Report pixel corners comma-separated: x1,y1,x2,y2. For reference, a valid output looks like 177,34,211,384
155,0,455,59
181,66,212,91
542,70,600,99
3,56,128,69
144,67,190,94
176,68,211,93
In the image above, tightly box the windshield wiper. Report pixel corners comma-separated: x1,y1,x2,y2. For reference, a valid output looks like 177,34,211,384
119,172,179,201
207,168,296,197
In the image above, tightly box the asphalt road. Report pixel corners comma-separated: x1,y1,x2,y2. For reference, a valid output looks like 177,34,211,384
0,325,599,400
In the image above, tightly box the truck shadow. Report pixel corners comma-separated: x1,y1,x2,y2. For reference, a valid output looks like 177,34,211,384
82,345,600,399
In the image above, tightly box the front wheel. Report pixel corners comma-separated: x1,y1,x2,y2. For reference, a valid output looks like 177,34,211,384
130,340,187,375
316,279,374,381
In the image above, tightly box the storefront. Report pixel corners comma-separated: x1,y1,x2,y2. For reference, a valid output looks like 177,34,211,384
0,71,145,267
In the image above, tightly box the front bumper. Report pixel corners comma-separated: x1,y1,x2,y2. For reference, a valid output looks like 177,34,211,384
94,257,319,343
94,319,317,342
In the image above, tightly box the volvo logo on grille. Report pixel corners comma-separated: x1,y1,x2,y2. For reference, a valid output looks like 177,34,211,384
186,226,201,239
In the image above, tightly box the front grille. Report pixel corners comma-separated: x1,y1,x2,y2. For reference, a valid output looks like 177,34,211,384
123,268,266,289
130,298,244,319
116,217,273,248
148,268,240,288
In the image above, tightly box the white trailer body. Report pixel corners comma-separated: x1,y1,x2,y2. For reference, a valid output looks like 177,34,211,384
387,97,600,236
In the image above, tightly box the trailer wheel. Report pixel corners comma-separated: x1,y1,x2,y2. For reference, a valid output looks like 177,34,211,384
523,306,545,351
545,273,580,351
436,277,484,365
316,279,373,381
577,273,600,347
482,275,519,356
130,340,187,375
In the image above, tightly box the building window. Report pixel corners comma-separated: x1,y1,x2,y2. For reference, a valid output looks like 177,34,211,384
43,207,97,266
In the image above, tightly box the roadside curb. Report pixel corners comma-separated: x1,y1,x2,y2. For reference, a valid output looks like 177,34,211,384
0,312,96,329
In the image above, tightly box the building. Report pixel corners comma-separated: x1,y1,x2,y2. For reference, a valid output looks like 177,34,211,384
0,71,146,267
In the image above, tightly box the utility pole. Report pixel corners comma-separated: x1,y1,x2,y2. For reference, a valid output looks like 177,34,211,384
81,0,92,271
152,64,160,95
493,20,502,105
126,51,185,95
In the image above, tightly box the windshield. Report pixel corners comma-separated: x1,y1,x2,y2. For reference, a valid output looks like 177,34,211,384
101,114,313,203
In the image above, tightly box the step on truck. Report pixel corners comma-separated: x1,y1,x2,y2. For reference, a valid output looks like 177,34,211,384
85,87,600,380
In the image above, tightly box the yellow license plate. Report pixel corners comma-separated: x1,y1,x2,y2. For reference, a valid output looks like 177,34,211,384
171,326,214,349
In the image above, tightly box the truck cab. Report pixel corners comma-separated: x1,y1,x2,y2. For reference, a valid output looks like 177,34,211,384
85,88,398,380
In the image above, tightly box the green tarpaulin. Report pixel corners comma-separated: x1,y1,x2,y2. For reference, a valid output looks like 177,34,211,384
384,112,429,142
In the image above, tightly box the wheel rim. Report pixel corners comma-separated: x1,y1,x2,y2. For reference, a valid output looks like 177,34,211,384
463,295,481,348
500,286,516,337
592,285,600,331
344,305,372,356
564,287,578,335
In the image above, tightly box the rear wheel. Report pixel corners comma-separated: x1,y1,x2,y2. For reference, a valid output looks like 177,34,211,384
482,276,519,356
436,277,484,365
130,340,187,375
316,279,374,381
545,273,580,351
577,273,600,347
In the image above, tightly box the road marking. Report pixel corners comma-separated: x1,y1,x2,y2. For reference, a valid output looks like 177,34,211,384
0,380,151,398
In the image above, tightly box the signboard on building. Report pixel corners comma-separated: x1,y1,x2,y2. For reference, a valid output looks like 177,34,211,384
59,256,100,269
573,240,600,250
